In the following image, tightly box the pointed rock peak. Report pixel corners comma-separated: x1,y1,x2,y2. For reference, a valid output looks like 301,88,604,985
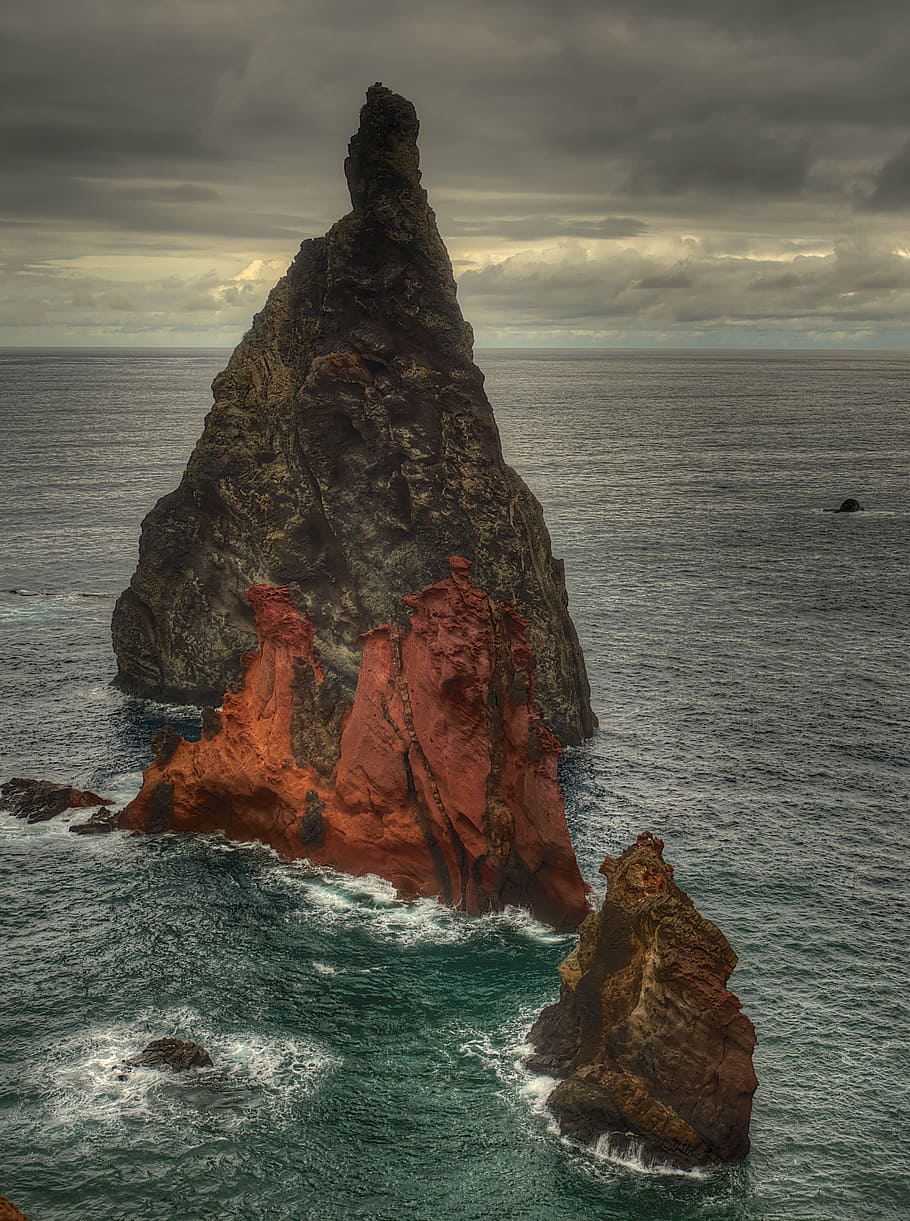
344,83,424,221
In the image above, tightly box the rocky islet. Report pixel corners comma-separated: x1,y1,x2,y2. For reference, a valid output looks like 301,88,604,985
527,832,758,1167
111,82,594,747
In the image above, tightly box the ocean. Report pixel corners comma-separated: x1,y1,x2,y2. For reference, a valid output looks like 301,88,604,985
1,348,908,1220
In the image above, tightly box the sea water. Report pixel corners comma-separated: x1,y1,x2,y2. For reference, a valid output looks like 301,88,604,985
1,348,908,1220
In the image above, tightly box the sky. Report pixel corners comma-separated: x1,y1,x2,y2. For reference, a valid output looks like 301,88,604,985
3,0,910,348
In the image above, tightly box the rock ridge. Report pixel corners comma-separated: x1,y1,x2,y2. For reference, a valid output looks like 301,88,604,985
112,83,594,745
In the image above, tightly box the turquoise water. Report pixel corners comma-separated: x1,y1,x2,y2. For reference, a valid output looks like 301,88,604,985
1,349,909,1219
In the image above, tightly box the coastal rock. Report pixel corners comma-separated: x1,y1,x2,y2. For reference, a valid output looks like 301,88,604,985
527,832,757,1167
117,558,589,930
69,806,120,835
0,1197,31,1221
0,778,110,824
125,1038,214,1072
834,498,863,512
111,83,594,745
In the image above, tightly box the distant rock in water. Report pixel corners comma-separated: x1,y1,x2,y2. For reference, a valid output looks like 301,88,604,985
117,558,590,931
833,498,864,513
0,1196,31,1221
527,832,757,1168
123,1038,213,1073
112,82,594,746
0,778,110,824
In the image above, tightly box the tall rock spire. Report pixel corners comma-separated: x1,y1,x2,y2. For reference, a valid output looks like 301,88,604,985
112,84,595,744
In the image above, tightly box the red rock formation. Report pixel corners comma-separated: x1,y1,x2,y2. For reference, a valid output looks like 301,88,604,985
118,558,589,930
527,832,757,1167
0,1196,31,1221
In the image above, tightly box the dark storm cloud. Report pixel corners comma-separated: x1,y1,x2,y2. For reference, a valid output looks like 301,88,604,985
628,123,811,197
2,0,910,343
864,139,910,210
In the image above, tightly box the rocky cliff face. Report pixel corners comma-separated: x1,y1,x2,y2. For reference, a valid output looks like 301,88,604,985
112,83,594,745
117,558,589,931
527,832,757,1166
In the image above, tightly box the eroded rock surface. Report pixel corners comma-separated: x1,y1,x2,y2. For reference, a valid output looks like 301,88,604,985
527,832,757,1167
117,558,589,930
0,778,110,824
125,1038,214,1072
111,83,594,745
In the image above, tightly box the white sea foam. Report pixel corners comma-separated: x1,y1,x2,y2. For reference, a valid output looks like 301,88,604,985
458,1010,712,1180
276,861,574,949
3,587,112,599
591,1132,711,1179
42,1007,339,1137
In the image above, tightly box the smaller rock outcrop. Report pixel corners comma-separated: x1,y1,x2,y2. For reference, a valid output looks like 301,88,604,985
125,1038,214,1072
0,1197,31,1221
0,778,110,823
833,498,863,512
527,832,757,1168
69,807,120,836
117,558,589,930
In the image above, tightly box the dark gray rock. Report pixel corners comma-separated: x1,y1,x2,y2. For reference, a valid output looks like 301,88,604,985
0,777,110,823
111,84,595,745
70,807,120,835
124,1038,213,1073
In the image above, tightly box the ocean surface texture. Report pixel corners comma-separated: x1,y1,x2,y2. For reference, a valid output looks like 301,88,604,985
1,348,908,1221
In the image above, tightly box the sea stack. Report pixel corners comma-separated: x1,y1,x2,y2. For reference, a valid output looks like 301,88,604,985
118,558,589,930
112,83,594,746
527,832,757,1167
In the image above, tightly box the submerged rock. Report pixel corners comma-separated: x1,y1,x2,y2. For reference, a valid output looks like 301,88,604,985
117,558,589,931
111,83,594,746
0,778,110,824
527,832,757,1167
833,498,863,513
124,1038,214,1073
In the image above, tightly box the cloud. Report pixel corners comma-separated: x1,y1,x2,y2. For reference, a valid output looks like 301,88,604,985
458,240,910,341
864,139,910,210
628,122,811,197
2,0,910,343
447,216,649,240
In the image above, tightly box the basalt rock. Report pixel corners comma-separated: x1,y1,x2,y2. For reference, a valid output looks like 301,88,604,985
117,558,589,931
69,806,120,835
0,778,110,824
111,83,594,746
527,832,757,1167
125,1038,214,1073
